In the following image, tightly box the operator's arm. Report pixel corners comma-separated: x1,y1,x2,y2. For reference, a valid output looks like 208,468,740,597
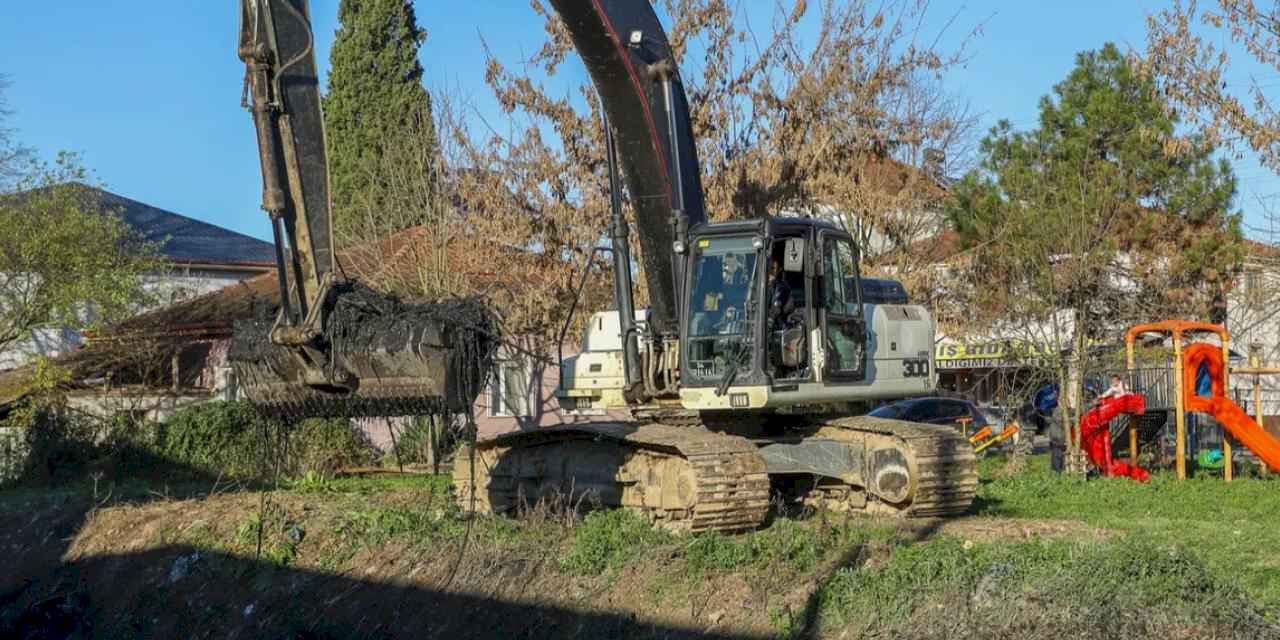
769,279,794,327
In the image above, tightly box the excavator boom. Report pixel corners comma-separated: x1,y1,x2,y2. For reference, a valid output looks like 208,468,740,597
238,0,332,329
550,0,707,336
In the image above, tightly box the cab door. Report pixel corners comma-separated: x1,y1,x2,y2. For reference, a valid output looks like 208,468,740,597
818,232,867,382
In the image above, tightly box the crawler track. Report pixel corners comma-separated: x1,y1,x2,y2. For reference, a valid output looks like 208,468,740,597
454,416,978,533
814,416,980,516
454,423,770,533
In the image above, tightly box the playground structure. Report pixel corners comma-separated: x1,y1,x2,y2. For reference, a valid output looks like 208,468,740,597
1078,393,1151,481
1120,321,1280,480
968,423,1021,455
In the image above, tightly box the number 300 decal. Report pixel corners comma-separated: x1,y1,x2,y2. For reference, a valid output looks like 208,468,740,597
903,358,930,378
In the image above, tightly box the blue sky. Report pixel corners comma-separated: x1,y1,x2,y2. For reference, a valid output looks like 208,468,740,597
1,1,1276,243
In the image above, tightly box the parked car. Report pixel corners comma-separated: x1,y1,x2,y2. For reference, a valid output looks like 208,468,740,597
868,396,999,432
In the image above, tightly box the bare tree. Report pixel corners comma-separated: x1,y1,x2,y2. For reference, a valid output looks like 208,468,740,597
1146,1,1280,175
1146,0,1280,377
0,75,35,191
461,0,978,310
337,94,609,347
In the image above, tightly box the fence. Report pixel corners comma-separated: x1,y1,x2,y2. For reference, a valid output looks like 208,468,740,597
1121,366,1177,411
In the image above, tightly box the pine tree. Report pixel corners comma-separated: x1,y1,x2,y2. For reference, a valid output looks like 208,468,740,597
948,43,1242,320
944,43,1244,469
322,0,437,243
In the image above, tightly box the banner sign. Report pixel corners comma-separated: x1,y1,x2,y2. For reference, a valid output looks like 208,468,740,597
935,340,1054,370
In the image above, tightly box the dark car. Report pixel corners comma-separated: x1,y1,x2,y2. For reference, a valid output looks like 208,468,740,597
868,396,995,431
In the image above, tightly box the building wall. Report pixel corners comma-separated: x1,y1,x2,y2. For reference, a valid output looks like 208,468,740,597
143,266,263,307
473,343,632,440
65,391,216,424
1227,261,1280,416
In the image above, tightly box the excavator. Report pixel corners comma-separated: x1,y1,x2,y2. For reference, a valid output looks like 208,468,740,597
232,0,978,534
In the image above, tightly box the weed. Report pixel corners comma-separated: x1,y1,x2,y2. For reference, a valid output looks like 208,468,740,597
234,512,264,547
684,532,753,574
230,510,297,568
768,606,802,637
338,503,466,548
561,510,673,576
289,471,339,494
295,473,449,497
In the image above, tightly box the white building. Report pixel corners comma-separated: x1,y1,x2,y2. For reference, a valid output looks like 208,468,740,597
1227,241,1280,417
0,185,275,370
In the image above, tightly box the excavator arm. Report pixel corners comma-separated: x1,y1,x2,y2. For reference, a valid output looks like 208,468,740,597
238,0,342,385
231,0,699,418
230,0,494,418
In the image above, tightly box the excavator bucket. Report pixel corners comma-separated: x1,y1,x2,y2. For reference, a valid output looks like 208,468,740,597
228,284,497,420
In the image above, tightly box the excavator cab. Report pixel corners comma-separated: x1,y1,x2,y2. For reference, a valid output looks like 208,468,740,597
677,217,925,413
561,215,933,417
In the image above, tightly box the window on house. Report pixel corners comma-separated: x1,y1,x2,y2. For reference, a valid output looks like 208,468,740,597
1245,269,1263,301
490,359,533,418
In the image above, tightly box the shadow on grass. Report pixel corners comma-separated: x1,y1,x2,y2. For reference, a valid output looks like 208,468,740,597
0,444,246,594
1,445,771,639
2,542,773,640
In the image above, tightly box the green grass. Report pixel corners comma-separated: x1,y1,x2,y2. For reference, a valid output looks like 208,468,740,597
812,534,1274,637
561,510,675,576
680,517,897,578
977,454,1280,608
285,472,450,496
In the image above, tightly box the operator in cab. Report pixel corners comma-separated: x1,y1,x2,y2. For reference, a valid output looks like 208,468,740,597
769,255,795,331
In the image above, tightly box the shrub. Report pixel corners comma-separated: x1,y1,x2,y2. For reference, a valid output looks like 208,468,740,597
290,417,374,477
8,405,100,485
159,401,268,478
158,401,373,480
382,415,457,469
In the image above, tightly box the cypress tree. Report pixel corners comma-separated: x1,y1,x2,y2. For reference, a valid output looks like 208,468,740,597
322,0,437,242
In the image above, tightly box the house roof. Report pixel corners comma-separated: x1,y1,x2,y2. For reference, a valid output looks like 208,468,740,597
41,184,277,268
99,225,567,337
1244,239,1280,262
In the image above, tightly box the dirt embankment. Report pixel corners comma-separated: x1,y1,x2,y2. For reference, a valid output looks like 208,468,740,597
1,478,1274,640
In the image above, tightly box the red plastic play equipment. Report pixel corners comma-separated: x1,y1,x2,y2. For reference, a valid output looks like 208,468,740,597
1078,393,1151,481
1182,343,1280,473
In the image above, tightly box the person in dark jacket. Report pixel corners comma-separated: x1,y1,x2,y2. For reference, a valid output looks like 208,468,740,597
769,256,794,331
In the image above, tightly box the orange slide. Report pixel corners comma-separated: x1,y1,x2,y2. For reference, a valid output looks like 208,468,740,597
1183,343,1280,472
